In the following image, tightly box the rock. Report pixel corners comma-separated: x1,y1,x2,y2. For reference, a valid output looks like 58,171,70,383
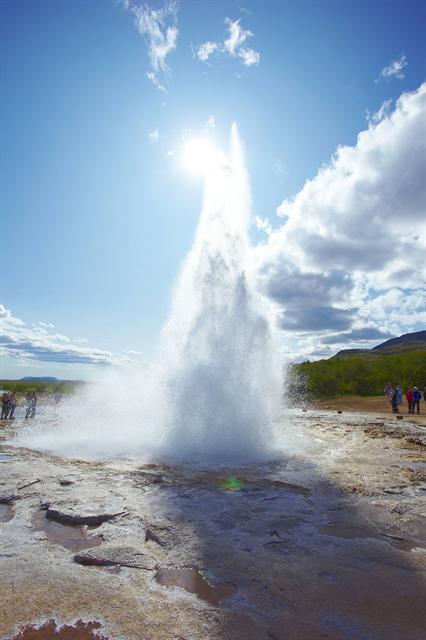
45,506,126,527
74,546,155,569
0,503,14,522
145,528,165,546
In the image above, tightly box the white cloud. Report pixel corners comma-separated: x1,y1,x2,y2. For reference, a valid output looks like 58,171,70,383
196,41,218,62
254,83,426,357
146,70,167,92
379,54,407,80
223,17,251,55
238,47,260,66
205,115,216,129
0,305,129,367
148,128,160,142
123,1,178,91
0,304,11,319
196,17,260,68
38,321,55,329
366,98,392,125
254,215,273,236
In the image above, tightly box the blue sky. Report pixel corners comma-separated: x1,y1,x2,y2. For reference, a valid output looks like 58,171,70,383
1,0,425,378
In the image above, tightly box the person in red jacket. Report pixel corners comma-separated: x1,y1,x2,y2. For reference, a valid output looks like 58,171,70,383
405,387,413,414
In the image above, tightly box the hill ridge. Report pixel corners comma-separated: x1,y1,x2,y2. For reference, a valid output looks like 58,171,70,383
332,330,426,359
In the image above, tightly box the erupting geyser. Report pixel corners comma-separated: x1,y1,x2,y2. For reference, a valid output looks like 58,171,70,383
13,125,283,462
159,124,282,460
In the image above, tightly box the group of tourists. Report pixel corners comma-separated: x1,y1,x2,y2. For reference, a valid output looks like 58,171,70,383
1,390,38,420
0,391,17,420
384,383,425,414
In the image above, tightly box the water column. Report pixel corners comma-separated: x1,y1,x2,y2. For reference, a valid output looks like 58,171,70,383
159,125,283,461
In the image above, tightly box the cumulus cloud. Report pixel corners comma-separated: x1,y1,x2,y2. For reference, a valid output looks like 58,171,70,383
0,305,129,367
196,17,260,67
123,1,178,91
255,83,426,357
379,54,407,80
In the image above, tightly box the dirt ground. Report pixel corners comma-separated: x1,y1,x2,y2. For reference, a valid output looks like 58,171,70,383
315,395,426,425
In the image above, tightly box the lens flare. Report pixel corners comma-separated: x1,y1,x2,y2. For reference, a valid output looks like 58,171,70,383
221,477,244,492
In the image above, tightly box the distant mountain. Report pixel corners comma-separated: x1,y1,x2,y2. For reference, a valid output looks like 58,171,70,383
372,330,426,354
20,376,59,382
332,330,426,359
331,348,371,358
290,330,426,398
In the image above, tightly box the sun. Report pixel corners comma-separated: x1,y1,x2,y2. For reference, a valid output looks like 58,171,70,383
183,138,220,174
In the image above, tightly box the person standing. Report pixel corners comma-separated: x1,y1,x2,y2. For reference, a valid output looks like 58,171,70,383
396,385,403,407
1,392,11,419
384,382,393,399
384,382,394,411
423,387,426,406
8,392,17,419
25,391,37,419
412,387,422,414
391,388,399,413
405,387,413,414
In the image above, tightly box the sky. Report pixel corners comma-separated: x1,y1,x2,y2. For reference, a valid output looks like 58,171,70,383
0,0,425,379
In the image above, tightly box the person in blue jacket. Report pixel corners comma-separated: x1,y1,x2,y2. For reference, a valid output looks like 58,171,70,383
412,387,422,414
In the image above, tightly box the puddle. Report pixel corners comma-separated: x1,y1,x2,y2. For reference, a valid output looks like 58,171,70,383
32,512,102,552
10,619,108,639
0,453,12,461
155,567,235,605
320,524,377,540
0,503,14,522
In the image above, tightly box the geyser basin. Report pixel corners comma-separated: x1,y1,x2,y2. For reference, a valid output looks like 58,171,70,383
12,125,283,464
2,413,426,640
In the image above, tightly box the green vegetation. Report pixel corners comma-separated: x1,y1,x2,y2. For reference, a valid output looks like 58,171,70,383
0,380,84,396
333,330,426,359
289,351,426,399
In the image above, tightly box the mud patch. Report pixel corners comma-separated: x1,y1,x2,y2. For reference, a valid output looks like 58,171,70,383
9,619,108,639
32,511,102,552
155,567,235,605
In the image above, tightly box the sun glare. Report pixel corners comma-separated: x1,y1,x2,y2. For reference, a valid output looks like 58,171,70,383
183,138,220,173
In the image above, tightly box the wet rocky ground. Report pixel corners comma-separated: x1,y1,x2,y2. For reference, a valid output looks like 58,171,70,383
1,411,425,640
